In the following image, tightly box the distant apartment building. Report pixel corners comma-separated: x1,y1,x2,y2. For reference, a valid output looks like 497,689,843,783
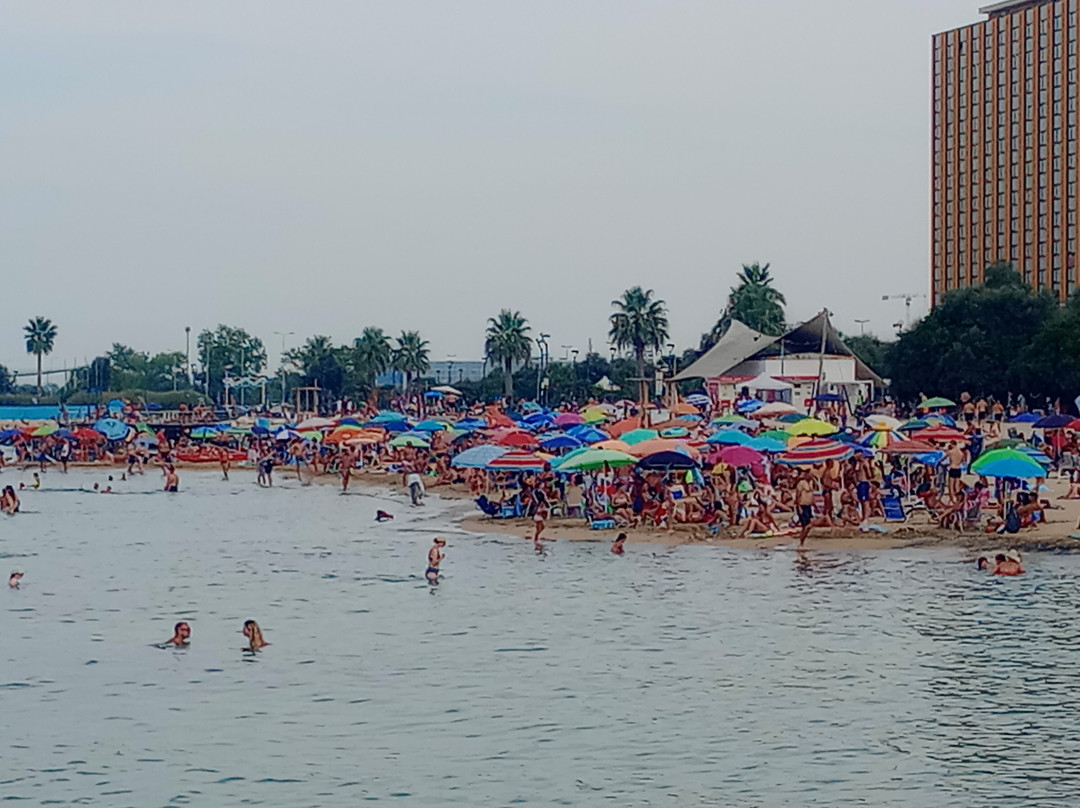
932,0,1079,305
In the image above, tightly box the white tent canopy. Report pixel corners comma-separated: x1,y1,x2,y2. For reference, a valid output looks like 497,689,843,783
746,373,793,392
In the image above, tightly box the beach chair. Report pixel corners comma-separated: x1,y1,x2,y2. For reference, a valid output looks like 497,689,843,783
475,496,500,518
882,494,906,522
590,518,616,530
499,496,522,519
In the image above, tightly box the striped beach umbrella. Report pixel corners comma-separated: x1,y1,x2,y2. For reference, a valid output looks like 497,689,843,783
777,438,854,466
859,429,905,449
486,451,549,472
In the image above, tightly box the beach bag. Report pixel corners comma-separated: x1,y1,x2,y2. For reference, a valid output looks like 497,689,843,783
1004,503,1021,534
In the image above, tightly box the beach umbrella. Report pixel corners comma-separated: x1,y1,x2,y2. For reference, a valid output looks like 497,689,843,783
786,418,837,437
718,445,764,466
911,425,967,442
686,394,711,408
424,390,443,400
671,402,700,416
275,428,301,441
814,393,845,403
628,438,698,458
0,429,19,444
759,429,792,444
1019,446,1053,466
557,448,638,471
71,427,103,442
520,401,543,412
923,414,958,427
93,418,130,441
706,429,752,446
337,417,363,427
550,445,591,470
898,418,930,432
1009,412,1040,423
298,430,323,442
455,418,487,431
1034,413,1074,429
987,438,1027,450
540,433,583,451
486,451,549,471
620,428,659,445
590,439,633,453
495,430,539,449
225,425,252,436
918,397,956,409
776,413,805,424
636,451,698,471
859,430,905,449
881,439,938,455
389,434,430,449
745,436,787,453
660,427,690,438
608,417,642,437
777,438,854,466
711,414,750,426
864,414,903,431
565,425,610,444
431,385,463,396
413,420,450,432
580,408,608,424
344,434,383,446
735,399,764,414
970,448,1046,479
31,421,60,437
191,426,221,440
451,445,510,468
753,401,799,417
295,416,335,430
553,412,585,427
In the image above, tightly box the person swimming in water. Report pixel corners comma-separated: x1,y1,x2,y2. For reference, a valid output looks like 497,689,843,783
164,621,191,647
991,552,1026,576
242,619,269,652
375,510,394,522
611,532,627,555
164,465,179,493
976,556,990,570
426,537,446,583
9,571,24,588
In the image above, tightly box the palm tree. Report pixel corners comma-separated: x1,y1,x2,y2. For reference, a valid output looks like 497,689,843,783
484,310,532,400
354,327,393,387
392,331,430,393
609,287,669,404
24,316,58,397
706,262,786,346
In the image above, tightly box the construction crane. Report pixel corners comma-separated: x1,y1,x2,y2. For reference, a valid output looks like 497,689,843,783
881,293,927,329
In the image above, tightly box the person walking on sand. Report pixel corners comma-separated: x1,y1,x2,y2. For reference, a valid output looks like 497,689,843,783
945,441,969,503
426,537,446,583
532,492,549,547
218,445,231,481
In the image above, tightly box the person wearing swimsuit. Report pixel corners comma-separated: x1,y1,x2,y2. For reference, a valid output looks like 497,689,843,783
426,538,446,583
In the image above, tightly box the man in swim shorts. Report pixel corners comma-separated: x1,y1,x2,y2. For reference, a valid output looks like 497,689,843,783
164,465,179,493
795,472,815,548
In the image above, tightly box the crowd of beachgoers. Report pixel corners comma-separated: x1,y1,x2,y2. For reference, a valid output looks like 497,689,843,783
2,389,1076,560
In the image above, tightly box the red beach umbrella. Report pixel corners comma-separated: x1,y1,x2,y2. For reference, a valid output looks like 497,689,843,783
911,426,967,442
486,451,549,471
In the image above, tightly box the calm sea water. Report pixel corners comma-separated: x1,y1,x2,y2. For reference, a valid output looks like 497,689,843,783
2,467,1078,806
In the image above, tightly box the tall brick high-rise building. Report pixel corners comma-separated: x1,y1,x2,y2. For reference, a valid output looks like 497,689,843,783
932,0,1079,305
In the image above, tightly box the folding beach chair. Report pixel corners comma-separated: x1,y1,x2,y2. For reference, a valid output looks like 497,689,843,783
882,494,906,522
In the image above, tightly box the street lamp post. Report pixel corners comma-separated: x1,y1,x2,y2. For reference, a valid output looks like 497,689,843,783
274,331,294,409
855,319,869,336
536,334,550,405
185,326,191,387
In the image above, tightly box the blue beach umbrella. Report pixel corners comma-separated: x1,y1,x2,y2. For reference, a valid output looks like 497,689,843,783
707,429,751,445
540,434,583,452
93,418,129,441
566,425,609,444
451,445,510,468
414,420,449,432
1009,413,1040,423
190,426,221,440
455,418,487,431
746,436,788,453
0,429,19,444
970,448,1046,479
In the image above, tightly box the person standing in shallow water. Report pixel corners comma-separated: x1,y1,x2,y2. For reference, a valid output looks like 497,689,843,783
611,533,626,555
426,537,446,583
164,465,179,493
242,620,269,651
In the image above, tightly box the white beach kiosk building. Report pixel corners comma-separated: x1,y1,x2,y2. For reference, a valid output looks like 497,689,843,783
672,311,884,412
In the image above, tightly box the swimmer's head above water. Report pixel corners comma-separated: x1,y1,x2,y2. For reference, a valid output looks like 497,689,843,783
9,571,24,588
167,621,191,647
242,619,268,651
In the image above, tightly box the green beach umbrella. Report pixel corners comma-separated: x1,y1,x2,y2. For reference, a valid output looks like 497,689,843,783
190,426,220,440
919,396,956,409
970,448,1046,479
759,429,792,444
31,421,60,437
299,430,323,442
557,448,638,472
389,434,430,448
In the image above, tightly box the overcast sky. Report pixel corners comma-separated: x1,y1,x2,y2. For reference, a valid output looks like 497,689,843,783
1,0,983,376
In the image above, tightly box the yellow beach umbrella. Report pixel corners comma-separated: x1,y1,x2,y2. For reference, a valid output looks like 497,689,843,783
786,418,837,437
